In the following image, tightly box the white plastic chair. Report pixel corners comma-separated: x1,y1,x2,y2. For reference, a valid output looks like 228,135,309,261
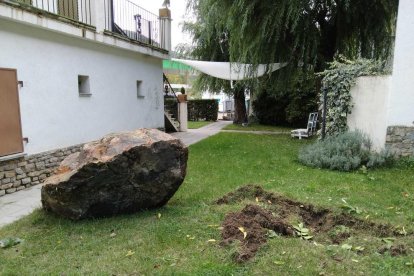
291,112,318,139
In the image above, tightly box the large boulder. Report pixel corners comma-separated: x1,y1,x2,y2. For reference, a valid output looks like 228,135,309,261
41,129,188,220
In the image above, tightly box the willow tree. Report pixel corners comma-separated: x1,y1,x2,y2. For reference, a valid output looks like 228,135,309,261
183,0,249,124
219,0,398,69
185,0,398,124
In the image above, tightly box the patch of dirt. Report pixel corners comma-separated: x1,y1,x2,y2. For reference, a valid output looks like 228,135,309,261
217,185,403,263
330,231,351,244
221,204,294,263
378,244,408,256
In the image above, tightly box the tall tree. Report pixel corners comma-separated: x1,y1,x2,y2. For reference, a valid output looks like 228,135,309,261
219,0,397,69
182,1,249,124
185,0,398,124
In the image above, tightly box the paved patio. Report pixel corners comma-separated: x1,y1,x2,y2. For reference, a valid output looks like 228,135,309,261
0,120,232,228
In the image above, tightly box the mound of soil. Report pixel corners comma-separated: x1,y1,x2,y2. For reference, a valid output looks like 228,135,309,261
218,185,400,262
221,204,294,263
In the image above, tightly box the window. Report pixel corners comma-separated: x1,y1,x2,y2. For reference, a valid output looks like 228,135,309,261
137,80,144,98
78,75,91,96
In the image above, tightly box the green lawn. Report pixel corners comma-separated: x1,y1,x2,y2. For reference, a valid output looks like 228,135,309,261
223,123,293,132
1,133,413,275
188,121,214,129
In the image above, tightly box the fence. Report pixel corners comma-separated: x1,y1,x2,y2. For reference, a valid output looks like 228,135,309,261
9,0,161,47
104,0,160,47
12,0,92,25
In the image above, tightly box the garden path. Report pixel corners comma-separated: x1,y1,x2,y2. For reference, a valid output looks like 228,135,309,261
221,130,290,135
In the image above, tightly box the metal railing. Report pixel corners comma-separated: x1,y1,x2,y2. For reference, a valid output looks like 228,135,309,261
10,0,92,25
104,0,160,47
163,74,180,102
163,73,180,124
6,0,162,48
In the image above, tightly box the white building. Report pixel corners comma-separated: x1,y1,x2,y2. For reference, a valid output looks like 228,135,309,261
0,0,172,157
348,0,414,156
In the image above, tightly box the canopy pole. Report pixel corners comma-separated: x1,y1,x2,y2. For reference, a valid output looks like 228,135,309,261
321,88,327,140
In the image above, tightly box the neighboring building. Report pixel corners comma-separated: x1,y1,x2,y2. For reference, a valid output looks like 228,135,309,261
347,0,414,156
0,0,172,195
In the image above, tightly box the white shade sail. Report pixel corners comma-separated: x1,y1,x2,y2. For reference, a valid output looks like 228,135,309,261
171,58,287,81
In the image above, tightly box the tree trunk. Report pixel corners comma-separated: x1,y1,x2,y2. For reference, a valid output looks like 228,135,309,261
233,87,247,124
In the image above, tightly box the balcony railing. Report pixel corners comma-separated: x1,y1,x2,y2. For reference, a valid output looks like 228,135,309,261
10,0,92,25
104,0,160,47
4,0,163,49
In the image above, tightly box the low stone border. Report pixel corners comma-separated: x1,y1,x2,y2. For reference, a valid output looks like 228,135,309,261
0,144,82,197
386,126,414,157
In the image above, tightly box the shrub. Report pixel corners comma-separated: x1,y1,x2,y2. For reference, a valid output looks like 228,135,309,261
253,90,289,126
299,131,394,171
188,99,218,121
395,157,414,169
253,71,318,127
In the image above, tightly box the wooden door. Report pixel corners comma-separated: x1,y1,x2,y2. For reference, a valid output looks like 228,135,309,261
58,0,79,21
0,68,24,157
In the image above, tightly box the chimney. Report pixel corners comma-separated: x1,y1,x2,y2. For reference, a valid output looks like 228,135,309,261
159,8,172,52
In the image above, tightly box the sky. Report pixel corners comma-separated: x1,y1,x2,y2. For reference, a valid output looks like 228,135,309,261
135,0,193,50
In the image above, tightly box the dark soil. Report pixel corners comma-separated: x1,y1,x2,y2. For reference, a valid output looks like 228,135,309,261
330,231,351,244
378,244,408,256
220,204,294,263
218,185,403,263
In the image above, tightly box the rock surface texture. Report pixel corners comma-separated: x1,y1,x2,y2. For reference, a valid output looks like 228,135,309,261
41,129,188,220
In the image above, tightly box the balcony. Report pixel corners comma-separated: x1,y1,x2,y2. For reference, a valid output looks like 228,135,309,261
4,0,93,25
1,0,167,50
104,0,160,48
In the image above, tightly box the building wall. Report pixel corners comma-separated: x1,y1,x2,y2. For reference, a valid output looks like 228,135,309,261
0,19,164,155
347,76,391,151
387,0,414,126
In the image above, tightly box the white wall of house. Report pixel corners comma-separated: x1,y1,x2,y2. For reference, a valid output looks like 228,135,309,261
347,76,391,150
0,19,164,155
387,0,414,127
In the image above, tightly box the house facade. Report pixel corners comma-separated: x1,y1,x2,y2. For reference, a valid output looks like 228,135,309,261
347,0,414,156
0,0,172,196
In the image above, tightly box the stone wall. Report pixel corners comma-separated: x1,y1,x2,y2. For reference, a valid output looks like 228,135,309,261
0,144,82,197
386,126,414,157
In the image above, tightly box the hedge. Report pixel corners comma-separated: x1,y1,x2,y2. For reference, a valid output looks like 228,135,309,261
188,99,218,121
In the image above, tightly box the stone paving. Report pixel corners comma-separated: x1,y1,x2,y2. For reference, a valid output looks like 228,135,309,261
171,120,233,146
0,184,42,227
0,120,233,228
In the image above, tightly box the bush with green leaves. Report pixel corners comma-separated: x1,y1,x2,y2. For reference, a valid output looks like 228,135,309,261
318,57,389,137
253,71,318,127
188,99,218,121
299,131,394,172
